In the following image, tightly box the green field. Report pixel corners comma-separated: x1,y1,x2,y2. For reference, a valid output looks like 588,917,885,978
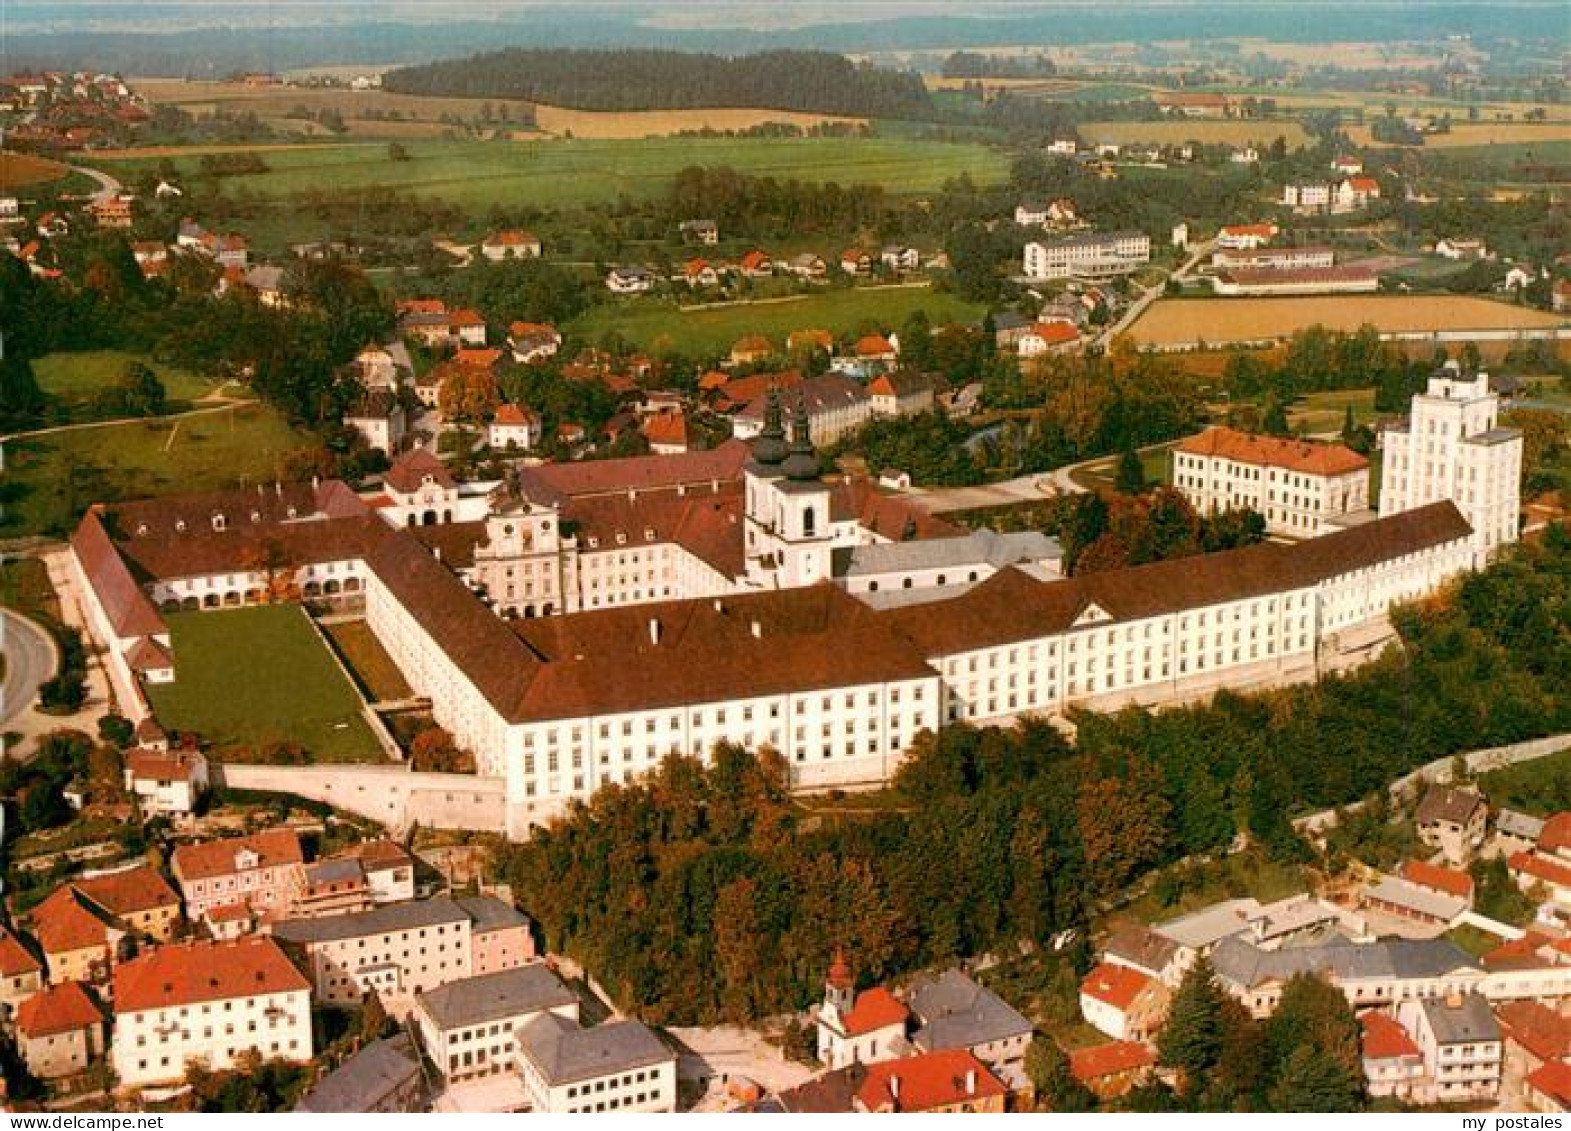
1476,743,1571,816
569,285,985,357
146,605,384,762
0,404,318,538
94,136,1010,213
32,351,237,419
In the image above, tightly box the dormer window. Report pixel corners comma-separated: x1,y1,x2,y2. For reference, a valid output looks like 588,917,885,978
616,532,627,546
175,520,186,533
250,511,261,523
644,528,655,541
286,507,297,519
588,537,600,549
211,514,226,532
136,523,148,536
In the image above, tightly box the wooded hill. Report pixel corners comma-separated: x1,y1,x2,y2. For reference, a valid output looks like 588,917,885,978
382,48,935,119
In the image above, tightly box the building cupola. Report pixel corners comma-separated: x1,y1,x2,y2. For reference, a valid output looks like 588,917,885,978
751,387,788,468
781,396,820,482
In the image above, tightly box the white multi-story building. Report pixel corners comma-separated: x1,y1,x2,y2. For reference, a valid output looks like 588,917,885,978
1395,994,1502,1104
1173,426,1370,538
111,937,312,1088
1379,364,1522,565
1210,246,1335,272
413,965,579,1084
516,1014,676,1113
1023,231,1150,279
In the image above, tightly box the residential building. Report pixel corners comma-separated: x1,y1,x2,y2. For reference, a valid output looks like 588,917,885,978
605,266,655,295
854,1050,1006,1113
1100,925,1182,987
487,403,541,451
1498,1000,1571,1093
1395,993,1502,1104
1069,1041,1156,1100
0,926,44,1013
172,829,306,920
516,1014,677,1113
111,937,313,1089
867,372,934,419
1361,1011,1425,1100
679,219,718,245
815,955,909,1070
507,322,561,365
1018,321,1080,357
295,1033,426,1114
1414,784,1488,866
480,230,540,260
644,411,694,455
1173,427,1369,538
1023,230,1151,279
291,859,373,920
880,245,919,272
1282,182,1332,212
1216,223,1278,251
786,253,827,279
739,250,773,277
1527,1061,1571,1113
30,866,182,985
336,839,417,905
1379,364,1523,566
1497,809,1547,856
1079,962,1168,1042
1436,238,1489,261
413,964,578,1083
683,258,719,288
346,390,408,457
908,969,1032,1084
124,746,208,817
840,249,873,276
14,981,104,1079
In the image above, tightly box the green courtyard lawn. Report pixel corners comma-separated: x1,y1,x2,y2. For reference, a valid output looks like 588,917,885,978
32,350,239,421
569,285,985,358
146,605,384,762
94,135,1010,215
1476,743,1571,816
0,403,320,539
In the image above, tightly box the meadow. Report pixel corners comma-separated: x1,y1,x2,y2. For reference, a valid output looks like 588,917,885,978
32,350,237,419
146,606,384,762
1080,119,1310,149
568,285,985,357
90,135,1010,212
1344,121,1571,151
1127,295,1568,349
0,150,68,190
0,403,318,538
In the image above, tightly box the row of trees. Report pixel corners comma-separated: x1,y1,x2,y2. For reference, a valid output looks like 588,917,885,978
502,529,1570,1026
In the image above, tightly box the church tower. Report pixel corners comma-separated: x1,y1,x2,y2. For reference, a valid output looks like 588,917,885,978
744,391,831,588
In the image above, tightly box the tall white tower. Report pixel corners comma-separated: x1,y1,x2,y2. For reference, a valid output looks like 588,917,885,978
744,391,832,589
1379,361,1522,565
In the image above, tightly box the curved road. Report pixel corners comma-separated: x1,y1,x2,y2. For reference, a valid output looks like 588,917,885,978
0,609,57,728
70,164,122,206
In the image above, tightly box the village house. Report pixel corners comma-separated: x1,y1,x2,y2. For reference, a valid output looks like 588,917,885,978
880,245,920,273
413,964,579,1084
1415,785,1488,867
867,372,935,419
644,411,695,456
508,322,561,365
0,927,44,1014
1173,426,1370,539
840,249,873,277
355,343,407,391
346,389,408,457
1361,1011,1426,1100
1216,223,1279,251
1079,962,1169,1042
14,981,105,1080
1394,993,1502,1104
487,403,542,451
729,335,776,368
516,1013,677,1113
831,333,899,379
1436,238,1489,261
296,1033,426,1114
335,839,417,905
1070,1041,1156,1100
1047,137,1078,155
683,258,720,288
907,969,1032,1086
1527,1062,1571,1114
733,374,872,446
739,250,773,278
123,745,208,817
480,230,541,260
679,219,718,245
1498,1000,1571,1097
171,829,306,921
30,866,182,986
111,937,313,1089
786,253,827,279
1018,321,1080,358
1332,155,1365,177
853,1050,1007,1113
91,196,134,229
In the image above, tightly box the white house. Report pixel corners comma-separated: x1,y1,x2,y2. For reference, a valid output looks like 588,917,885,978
123,747,208,818
487,404,541,451
1394,994,1502,1105
1172,426,1370,538
516,1014,676,1113
413,965,578,1084
606,267,655,295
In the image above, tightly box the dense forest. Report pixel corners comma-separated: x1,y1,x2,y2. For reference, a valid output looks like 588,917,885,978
503,528,1571,1027
384,49,935,119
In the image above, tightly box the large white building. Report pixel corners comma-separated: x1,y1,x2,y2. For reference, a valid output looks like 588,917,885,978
516,1014,676,1114
1379,364,1522,565
1023,230,1150,279
111,937,313,1088
1173,426,1370,538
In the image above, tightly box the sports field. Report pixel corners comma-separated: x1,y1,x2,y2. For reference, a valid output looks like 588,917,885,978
569,285,985,357
146,605,384,762
1127,295,1568,350
1081,119,1310,149
90,135,1008,211
0,403,318,538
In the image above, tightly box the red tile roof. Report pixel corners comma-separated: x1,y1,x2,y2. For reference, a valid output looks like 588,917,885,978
1539,813,1571,854
1348,177,1380,193
1399,859,1474,901
1362,1012,1421,1060
30,888,112,956
514,439,750,505
1498,1001,1571,1063
339,838,413,871
113,937,309,1012
1480,931,1557,972
493,403,539,428
1529,1060,1571,1107
124,636,173,673
839,987,910,1037
1080,962,1153,1011
644,412,691,449
1512,850,1571,889
857,1050,1005,1112
454,347,501,368
1177,426,1369,476
15,981,102,1038
740,250,770,272
74,866,180,916
855,333,896,358
1025,322,1079,345
486,229,537,247
71,509,165,639
447,308,486,328
385,448,457,494
1070,1040,1155,1082
126,747,203,783
1219,223,1277,239
0,926,42,978
172,829,304,882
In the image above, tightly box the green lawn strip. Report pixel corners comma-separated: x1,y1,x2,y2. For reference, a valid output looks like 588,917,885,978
146,605,383,763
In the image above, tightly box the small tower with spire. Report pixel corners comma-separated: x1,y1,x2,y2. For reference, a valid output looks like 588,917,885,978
744,389,832,589
824,947,855,1019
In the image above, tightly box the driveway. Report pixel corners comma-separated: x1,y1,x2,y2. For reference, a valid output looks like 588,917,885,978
70,164,122,206
0,608,57,729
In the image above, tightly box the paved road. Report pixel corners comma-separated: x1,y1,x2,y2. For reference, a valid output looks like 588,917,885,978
1091,237,1215,351
70,164,122,206
0,608,57,728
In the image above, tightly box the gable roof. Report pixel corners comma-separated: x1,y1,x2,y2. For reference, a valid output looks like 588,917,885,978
837,987,909,1037
73,865,180,916
857,1050,1005,1112
31,888,113,955
1529,1060,1571,1107
1361,1012,1421,1060
384,449,456,494
71,509,165,638
1399,858,1474,900
1070,1040,1155,1082
0,926,42,978
1498,1000,1571,1063
1176,426,1369,477
172,828,304,882
16,980,103,1038
909,969,1031,1052
417,964,577,1032
516,1014,671,1085
1079,962,1154,1011
114,936,309,1012
1540,812,1571,854
1416,785,1485,826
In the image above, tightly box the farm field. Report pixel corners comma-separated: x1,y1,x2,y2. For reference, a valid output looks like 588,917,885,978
1126,295,1568,350
568,285,985,357
32,351,237,418
0,403,319,538
1080,119,1309,148
146,606,384,763
0,149,69,190
1344,121,1571,150
89,136,1009,212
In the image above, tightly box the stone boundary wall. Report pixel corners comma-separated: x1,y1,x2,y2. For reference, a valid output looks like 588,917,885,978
215,762,507,836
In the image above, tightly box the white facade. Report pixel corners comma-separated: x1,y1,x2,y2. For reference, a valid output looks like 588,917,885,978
1173,435,1369,538
1023,231,1150,279
113,986,311,1088
1379,366,1522,565
1395,996,1502,1105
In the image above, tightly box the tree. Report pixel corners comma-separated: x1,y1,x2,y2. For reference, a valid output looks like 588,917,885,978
0,352,46,429
388,142,411,162
1158,958,1228,1095
437,365,500,427
1115,448,1146,495
1076,757,1171,894
1260,974,1364,1110
1025,1035,1096,1112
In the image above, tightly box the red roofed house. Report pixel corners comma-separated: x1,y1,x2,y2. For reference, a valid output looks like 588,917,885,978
15,981,104,1078
124,745,209,818
0,925,44,1011
171,829,306,922
1070,1040,1156,1099
816,953,911,1069
684,258,719,288
91,196,134,230
1511,851,1571,914
1216,223,1279,251
840,248,872,277
111,936,312,1088
487,402,542,451
447,308,488,347
1334,176,1381,212
1018,321,1080,358
30,865,182,985
1499,1000,1571,1089
1540,813,1571,860
729,335,774,368
480,229,541,261
1154,90,1231,118
644,411,694,456
1528,1060,1571,1114
867,372,935,419
739,249,773,278
1079,962,1169,1042
854,1049,1006,1113
508,321,561,364
1361,1011,1424,1100
1173,425,1370,538
1399,859,1474,906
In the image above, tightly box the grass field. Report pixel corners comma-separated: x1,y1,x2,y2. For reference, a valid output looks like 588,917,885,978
1081,119,1309,149
0,404,318,538
1290,388,1378,434
1127,295,1568,349
146,606,383,762
0,150,69,190
1476,743,1571,817
569,285,985,356
323,619,413,703
1345,121,1571,151
91,135,1008,212
32,351,236,418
